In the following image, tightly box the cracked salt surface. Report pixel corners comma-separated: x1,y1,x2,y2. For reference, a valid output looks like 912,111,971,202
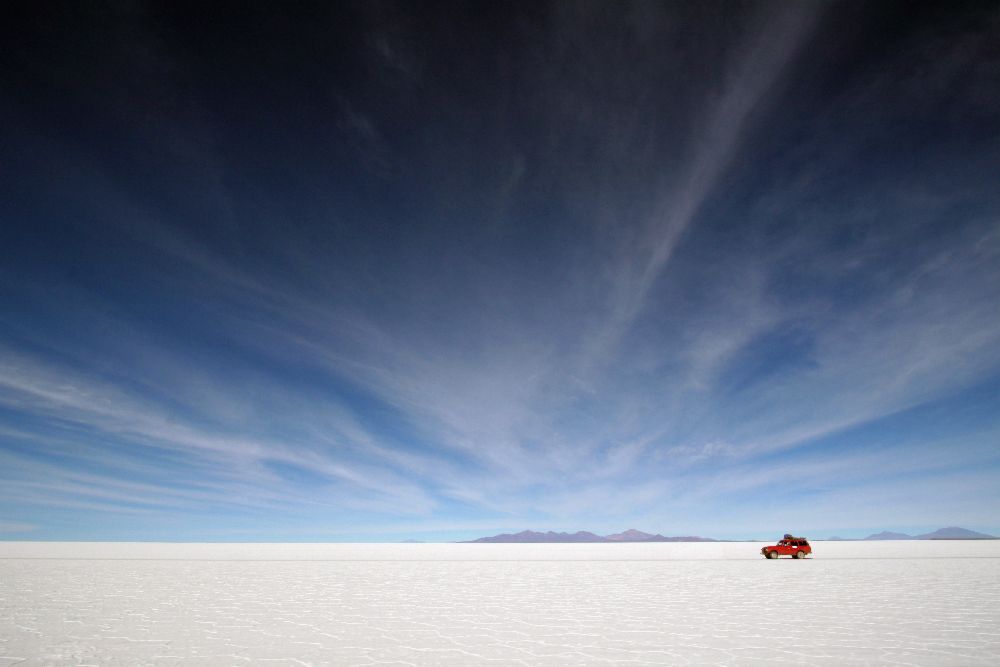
1,541,998,665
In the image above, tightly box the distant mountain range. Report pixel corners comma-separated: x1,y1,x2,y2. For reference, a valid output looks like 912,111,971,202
863,527,994,540
463,526,995,543
864,531,917,540
827,527,995,541
463,529,716,543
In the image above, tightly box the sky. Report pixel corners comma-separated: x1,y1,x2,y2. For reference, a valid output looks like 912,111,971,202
1,1,999,542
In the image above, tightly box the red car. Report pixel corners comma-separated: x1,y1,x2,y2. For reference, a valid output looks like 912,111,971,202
761,534,811,559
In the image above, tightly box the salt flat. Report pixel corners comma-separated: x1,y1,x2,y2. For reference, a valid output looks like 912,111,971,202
1,542,998,665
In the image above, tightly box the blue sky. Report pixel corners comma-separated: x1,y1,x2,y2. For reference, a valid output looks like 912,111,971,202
2,1,999,541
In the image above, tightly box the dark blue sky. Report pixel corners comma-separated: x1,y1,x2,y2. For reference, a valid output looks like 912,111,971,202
2,1,999,541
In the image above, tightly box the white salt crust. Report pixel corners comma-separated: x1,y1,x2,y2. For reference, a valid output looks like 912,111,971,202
1,541,998,665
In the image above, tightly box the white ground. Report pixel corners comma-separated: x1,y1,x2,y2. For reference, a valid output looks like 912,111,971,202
1,541,998,665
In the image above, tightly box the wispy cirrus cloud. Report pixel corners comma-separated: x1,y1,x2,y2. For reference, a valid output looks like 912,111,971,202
2,1,999,539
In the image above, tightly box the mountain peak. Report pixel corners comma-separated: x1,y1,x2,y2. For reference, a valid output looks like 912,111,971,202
605,529,654,542
915,527,994,540
865,531,914,540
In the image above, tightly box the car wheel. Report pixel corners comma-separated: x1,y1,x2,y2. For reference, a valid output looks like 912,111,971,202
795,550,805,559
768,550,778,559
